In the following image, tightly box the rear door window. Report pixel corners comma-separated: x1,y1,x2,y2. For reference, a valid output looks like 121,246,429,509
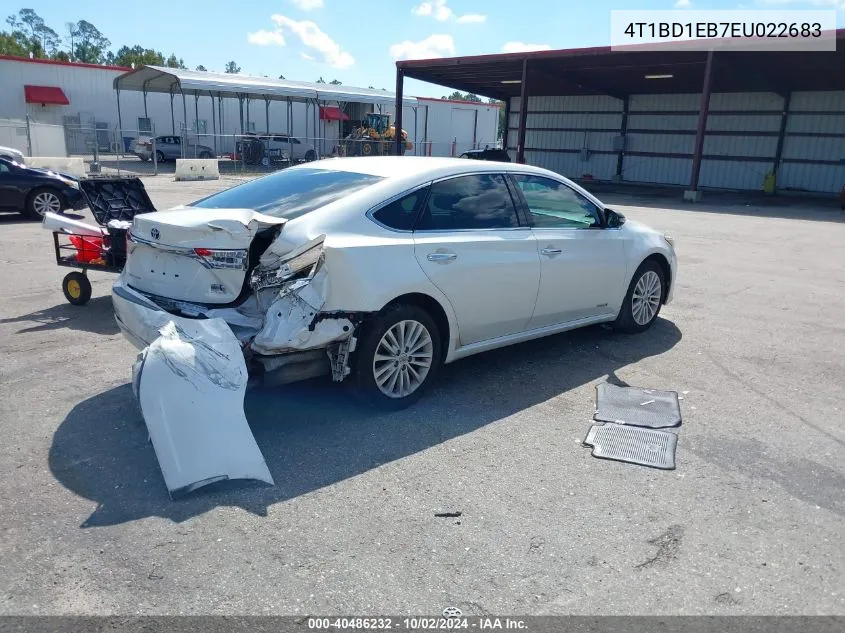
415,174,520,231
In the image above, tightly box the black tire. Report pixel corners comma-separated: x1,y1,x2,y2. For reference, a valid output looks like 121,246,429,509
155,150,165,163
613,259,666,334
138,155,150,162
349,304,442,410
304,149,317,162
199,150,213,159
62,272,92,306
23,187,65,220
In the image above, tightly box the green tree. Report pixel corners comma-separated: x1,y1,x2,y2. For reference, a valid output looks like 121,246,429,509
73,20,110,63
34,24,60,56
278,74,286,79
196,64,207,71
0,30,30,56
224,60,240,74
315,76,326,84
329,79,342,85
113,45,165,68
65,21,79,60
443,91,481,102
165,53,185,69
5,8,49,57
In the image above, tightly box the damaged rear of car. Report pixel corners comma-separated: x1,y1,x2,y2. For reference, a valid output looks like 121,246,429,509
112,164,424,496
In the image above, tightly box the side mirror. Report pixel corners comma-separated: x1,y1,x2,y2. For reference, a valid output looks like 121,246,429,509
605,208,626,228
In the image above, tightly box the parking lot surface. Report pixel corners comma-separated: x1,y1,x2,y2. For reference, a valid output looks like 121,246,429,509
0,175,843,615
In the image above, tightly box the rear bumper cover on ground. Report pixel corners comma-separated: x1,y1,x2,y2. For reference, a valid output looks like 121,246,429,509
113,278,273,498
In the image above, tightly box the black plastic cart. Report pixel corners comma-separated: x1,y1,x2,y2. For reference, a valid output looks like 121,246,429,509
52,176,156,305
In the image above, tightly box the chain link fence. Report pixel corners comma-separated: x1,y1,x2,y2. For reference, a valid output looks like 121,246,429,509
5,117,496,178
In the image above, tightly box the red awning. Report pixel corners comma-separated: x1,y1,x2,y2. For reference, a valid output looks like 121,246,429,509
319,106,349,121
24,85,69,105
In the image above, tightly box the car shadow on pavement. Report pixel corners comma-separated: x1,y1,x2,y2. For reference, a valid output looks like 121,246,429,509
49,318,682,527
0,211,39,225
0,295,120,336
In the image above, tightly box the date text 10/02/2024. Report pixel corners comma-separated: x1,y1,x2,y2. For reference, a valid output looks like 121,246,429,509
307,617,528,630
622,22,822,39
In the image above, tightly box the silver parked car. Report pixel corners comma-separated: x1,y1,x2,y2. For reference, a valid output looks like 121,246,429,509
0,145,26,164
134,136,215,162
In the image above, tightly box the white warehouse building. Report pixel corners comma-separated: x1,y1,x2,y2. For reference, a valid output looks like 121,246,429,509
0,54,500,160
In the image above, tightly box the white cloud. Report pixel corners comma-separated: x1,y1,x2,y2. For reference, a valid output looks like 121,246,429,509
289,0,324,9
300,51,315,61
413,0,487,23
247,29,285,46
674,0,691,7
413,0,453,20
501,41,552,53
389,34,456,60
249,14,355,68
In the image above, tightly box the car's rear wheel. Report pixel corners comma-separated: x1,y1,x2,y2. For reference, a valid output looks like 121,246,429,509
199,150,213,159
155,150,165,163
613,260,665,334
349,305,442,409
304,149,317,162
24,187,64,220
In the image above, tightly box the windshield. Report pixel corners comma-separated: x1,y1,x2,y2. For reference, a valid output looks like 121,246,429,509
190,167,384,219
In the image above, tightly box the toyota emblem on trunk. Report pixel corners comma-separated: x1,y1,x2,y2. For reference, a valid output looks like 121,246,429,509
150,228,160,240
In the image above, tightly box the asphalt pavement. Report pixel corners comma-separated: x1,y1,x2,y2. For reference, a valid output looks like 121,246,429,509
0,174,842,615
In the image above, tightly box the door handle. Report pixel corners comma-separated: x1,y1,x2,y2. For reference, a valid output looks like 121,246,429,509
427,252,458,262
541,247,563,256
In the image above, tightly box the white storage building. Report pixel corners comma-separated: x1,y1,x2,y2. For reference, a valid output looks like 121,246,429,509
0,54,500,159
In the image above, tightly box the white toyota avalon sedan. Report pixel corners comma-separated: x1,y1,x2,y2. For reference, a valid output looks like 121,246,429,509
112,157,677,494
114,156,678,405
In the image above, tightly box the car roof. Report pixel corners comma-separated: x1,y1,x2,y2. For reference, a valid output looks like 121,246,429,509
289,156,555,180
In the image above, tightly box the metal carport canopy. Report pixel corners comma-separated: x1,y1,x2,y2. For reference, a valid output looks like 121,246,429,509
113,65,417,106
395,29,845,101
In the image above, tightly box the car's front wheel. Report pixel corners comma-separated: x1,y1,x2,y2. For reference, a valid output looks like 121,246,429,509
350,305,442,409
613,260,666,333
24,187,64,220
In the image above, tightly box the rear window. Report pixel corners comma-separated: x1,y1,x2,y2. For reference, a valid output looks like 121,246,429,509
190,168,384,219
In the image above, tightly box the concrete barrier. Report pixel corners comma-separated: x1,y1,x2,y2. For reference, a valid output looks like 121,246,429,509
175,159,220,181
25,156,86,178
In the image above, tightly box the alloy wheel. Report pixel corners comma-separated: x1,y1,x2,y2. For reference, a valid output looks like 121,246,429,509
32,191,61,217
372,319,434,399
631,270,662,326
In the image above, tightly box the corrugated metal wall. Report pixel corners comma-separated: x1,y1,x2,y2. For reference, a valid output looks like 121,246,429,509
508,90,845,193
779,91,845,194
507,95,622,180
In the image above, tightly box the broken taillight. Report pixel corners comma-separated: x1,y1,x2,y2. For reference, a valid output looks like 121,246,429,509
250,236,325,291
194,247,248,270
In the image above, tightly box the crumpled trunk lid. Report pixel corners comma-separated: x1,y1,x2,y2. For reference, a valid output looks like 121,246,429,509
124,208,286,304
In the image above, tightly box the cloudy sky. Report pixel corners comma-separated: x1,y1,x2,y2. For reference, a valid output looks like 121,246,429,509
24,0,845,98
